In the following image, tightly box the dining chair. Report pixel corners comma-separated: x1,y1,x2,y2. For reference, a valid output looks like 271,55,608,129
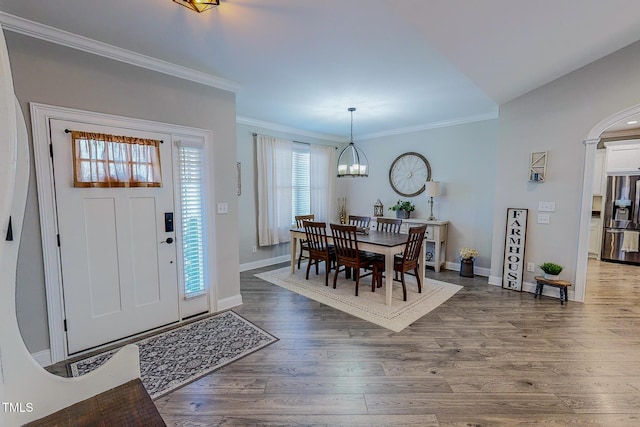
373,218,403,278
302,220,335,287
295,214,315,269
375,217,402,233
330,223,377,296
373,224,427,301
348,215,371,229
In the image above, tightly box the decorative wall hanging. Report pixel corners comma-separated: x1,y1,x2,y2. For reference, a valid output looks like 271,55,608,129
502,208,528,291
529,151,547,182
389,152,431,197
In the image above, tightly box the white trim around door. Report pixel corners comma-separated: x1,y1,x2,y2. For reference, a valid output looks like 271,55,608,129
30,103,217,363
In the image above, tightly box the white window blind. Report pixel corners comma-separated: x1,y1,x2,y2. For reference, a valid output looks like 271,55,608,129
177,144,207,298
292,144,310,223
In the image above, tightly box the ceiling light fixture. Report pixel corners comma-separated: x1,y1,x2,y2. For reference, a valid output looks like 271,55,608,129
173,0,220,13
337,107,368,178
627,120,638,125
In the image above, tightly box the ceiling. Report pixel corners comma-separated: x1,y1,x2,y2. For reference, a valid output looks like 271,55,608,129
1,0,640,139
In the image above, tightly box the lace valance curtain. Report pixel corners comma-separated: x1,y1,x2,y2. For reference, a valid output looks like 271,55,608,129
71,131,162,188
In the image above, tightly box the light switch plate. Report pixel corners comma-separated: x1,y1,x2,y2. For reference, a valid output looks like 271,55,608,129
217,202,229,214
537,213,550,224
538,201,556,212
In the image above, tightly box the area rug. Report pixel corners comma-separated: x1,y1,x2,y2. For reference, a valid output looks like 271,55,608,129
68,311,277,399
255,265,462,332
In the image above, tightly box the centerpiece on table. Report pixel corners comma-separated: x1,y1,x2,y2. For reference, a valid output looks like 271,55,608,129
459,247,479,278
389,200,415,219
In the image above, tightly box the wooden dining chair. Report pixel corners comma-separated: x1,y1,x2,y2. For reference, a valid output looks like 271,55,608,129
295,214,315,269
302,221,336,287
372,218,403,278
375,217,402,233
373,224,427,301
348,215,371,229
330,224,377,296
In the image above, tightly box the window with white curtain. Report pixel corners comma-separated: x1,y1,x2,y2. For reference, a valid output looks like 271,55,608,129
176,142,207,298
257,134,335,246
291,143,310,223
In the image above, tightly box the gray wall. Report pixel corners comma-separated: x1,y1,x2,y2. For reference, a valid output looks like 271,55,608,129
348,120,498,270
491,39,640,291
6,32,239,354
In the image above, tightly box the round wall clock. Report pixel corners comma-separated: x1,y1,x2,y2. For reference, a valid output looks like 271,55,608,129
388,152,431,197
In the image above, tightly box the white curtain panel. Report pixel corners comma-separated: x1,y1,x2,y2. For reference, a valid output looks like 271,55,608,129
310,144,336,223
256,135,293,246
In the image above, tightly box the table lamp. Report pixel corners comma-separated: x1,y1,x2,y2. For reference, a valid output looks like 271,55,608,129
426,180,440,221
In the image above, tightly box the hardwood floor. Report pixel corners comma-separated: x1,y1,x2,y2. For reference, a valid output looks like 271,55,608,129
156,260,640,426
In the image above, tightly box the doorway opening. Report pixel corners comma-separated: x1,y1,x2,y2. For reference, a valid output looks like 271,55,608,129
580,104,640,302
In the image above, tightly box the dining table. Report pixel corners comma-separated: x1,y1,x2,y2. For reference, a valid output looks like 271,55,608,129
290,226,426,306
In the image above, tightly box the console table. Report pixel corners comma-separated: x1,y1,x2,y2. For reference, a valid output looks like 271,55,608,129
370,217,448,272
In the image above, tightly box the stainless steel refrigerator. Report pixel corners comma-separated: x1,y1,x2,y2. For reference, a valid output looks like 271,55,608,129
602,175,640,264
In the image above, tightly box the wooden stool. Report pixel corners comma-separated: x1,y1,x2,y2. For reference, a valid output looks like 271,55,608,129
534,276,571,305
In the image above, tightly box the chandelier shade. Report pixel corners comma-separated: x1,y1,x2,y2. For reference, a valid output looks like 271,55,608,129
337,107,368,178
173,0,220,13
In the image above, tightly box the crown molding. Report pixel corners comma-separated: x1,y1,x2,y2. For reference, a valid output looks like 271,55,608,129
0,12,240,93
237,110,500,143
236,116,347,143
359,110,499,140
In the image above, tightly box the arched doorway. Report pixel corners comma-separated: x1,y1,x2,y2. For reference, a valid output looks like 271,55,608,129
577,104,640,302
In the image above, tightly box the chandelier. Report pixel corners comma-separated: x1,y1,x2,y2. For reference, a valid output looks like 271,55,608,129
173,0,220,13
337,107,368,177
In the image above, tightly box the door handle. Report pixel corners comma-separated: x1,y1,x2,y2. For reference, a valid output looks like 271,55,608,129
164,212,174,232
161,237,174,244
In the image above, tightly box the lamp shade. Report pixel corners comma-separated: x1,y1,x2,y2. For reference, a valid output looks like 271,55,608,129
426,180,440,197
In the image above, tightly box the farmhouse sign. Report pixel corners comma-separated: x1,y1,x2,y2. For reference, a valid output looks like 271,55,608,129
502,208,528,291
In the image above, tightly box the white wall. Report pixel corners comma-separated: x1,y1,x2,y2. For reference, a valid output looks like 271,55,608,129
349,119,498,270
491,39,640,297
6,32,240,354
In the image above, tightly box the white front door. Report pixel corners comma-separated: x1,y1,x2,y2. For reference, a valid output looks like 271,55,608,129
50,119,180,354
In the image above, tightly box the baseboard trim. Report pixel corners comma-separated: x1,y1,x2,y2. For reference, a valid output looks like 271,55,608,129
217,294,243,311
488,275,502,286
31,349,52,367
240,255,290,272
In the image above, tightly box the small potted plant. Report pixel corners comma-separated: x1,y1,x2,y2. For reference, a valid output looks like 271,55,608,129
389,200,416,219
459,247,479,278
540,262,563,280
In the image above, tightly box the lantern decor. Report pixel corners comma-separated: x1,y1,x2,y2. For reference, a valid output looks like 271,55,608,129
374,199,384,217
337,197,347,224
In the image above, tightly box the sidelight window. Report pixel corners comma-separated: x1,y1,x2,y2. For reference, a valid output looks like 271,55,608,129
176,142,208,298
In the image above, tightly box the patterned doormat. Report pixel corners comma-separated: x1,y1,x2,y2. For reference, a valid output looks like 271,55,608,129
68,311,277,399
